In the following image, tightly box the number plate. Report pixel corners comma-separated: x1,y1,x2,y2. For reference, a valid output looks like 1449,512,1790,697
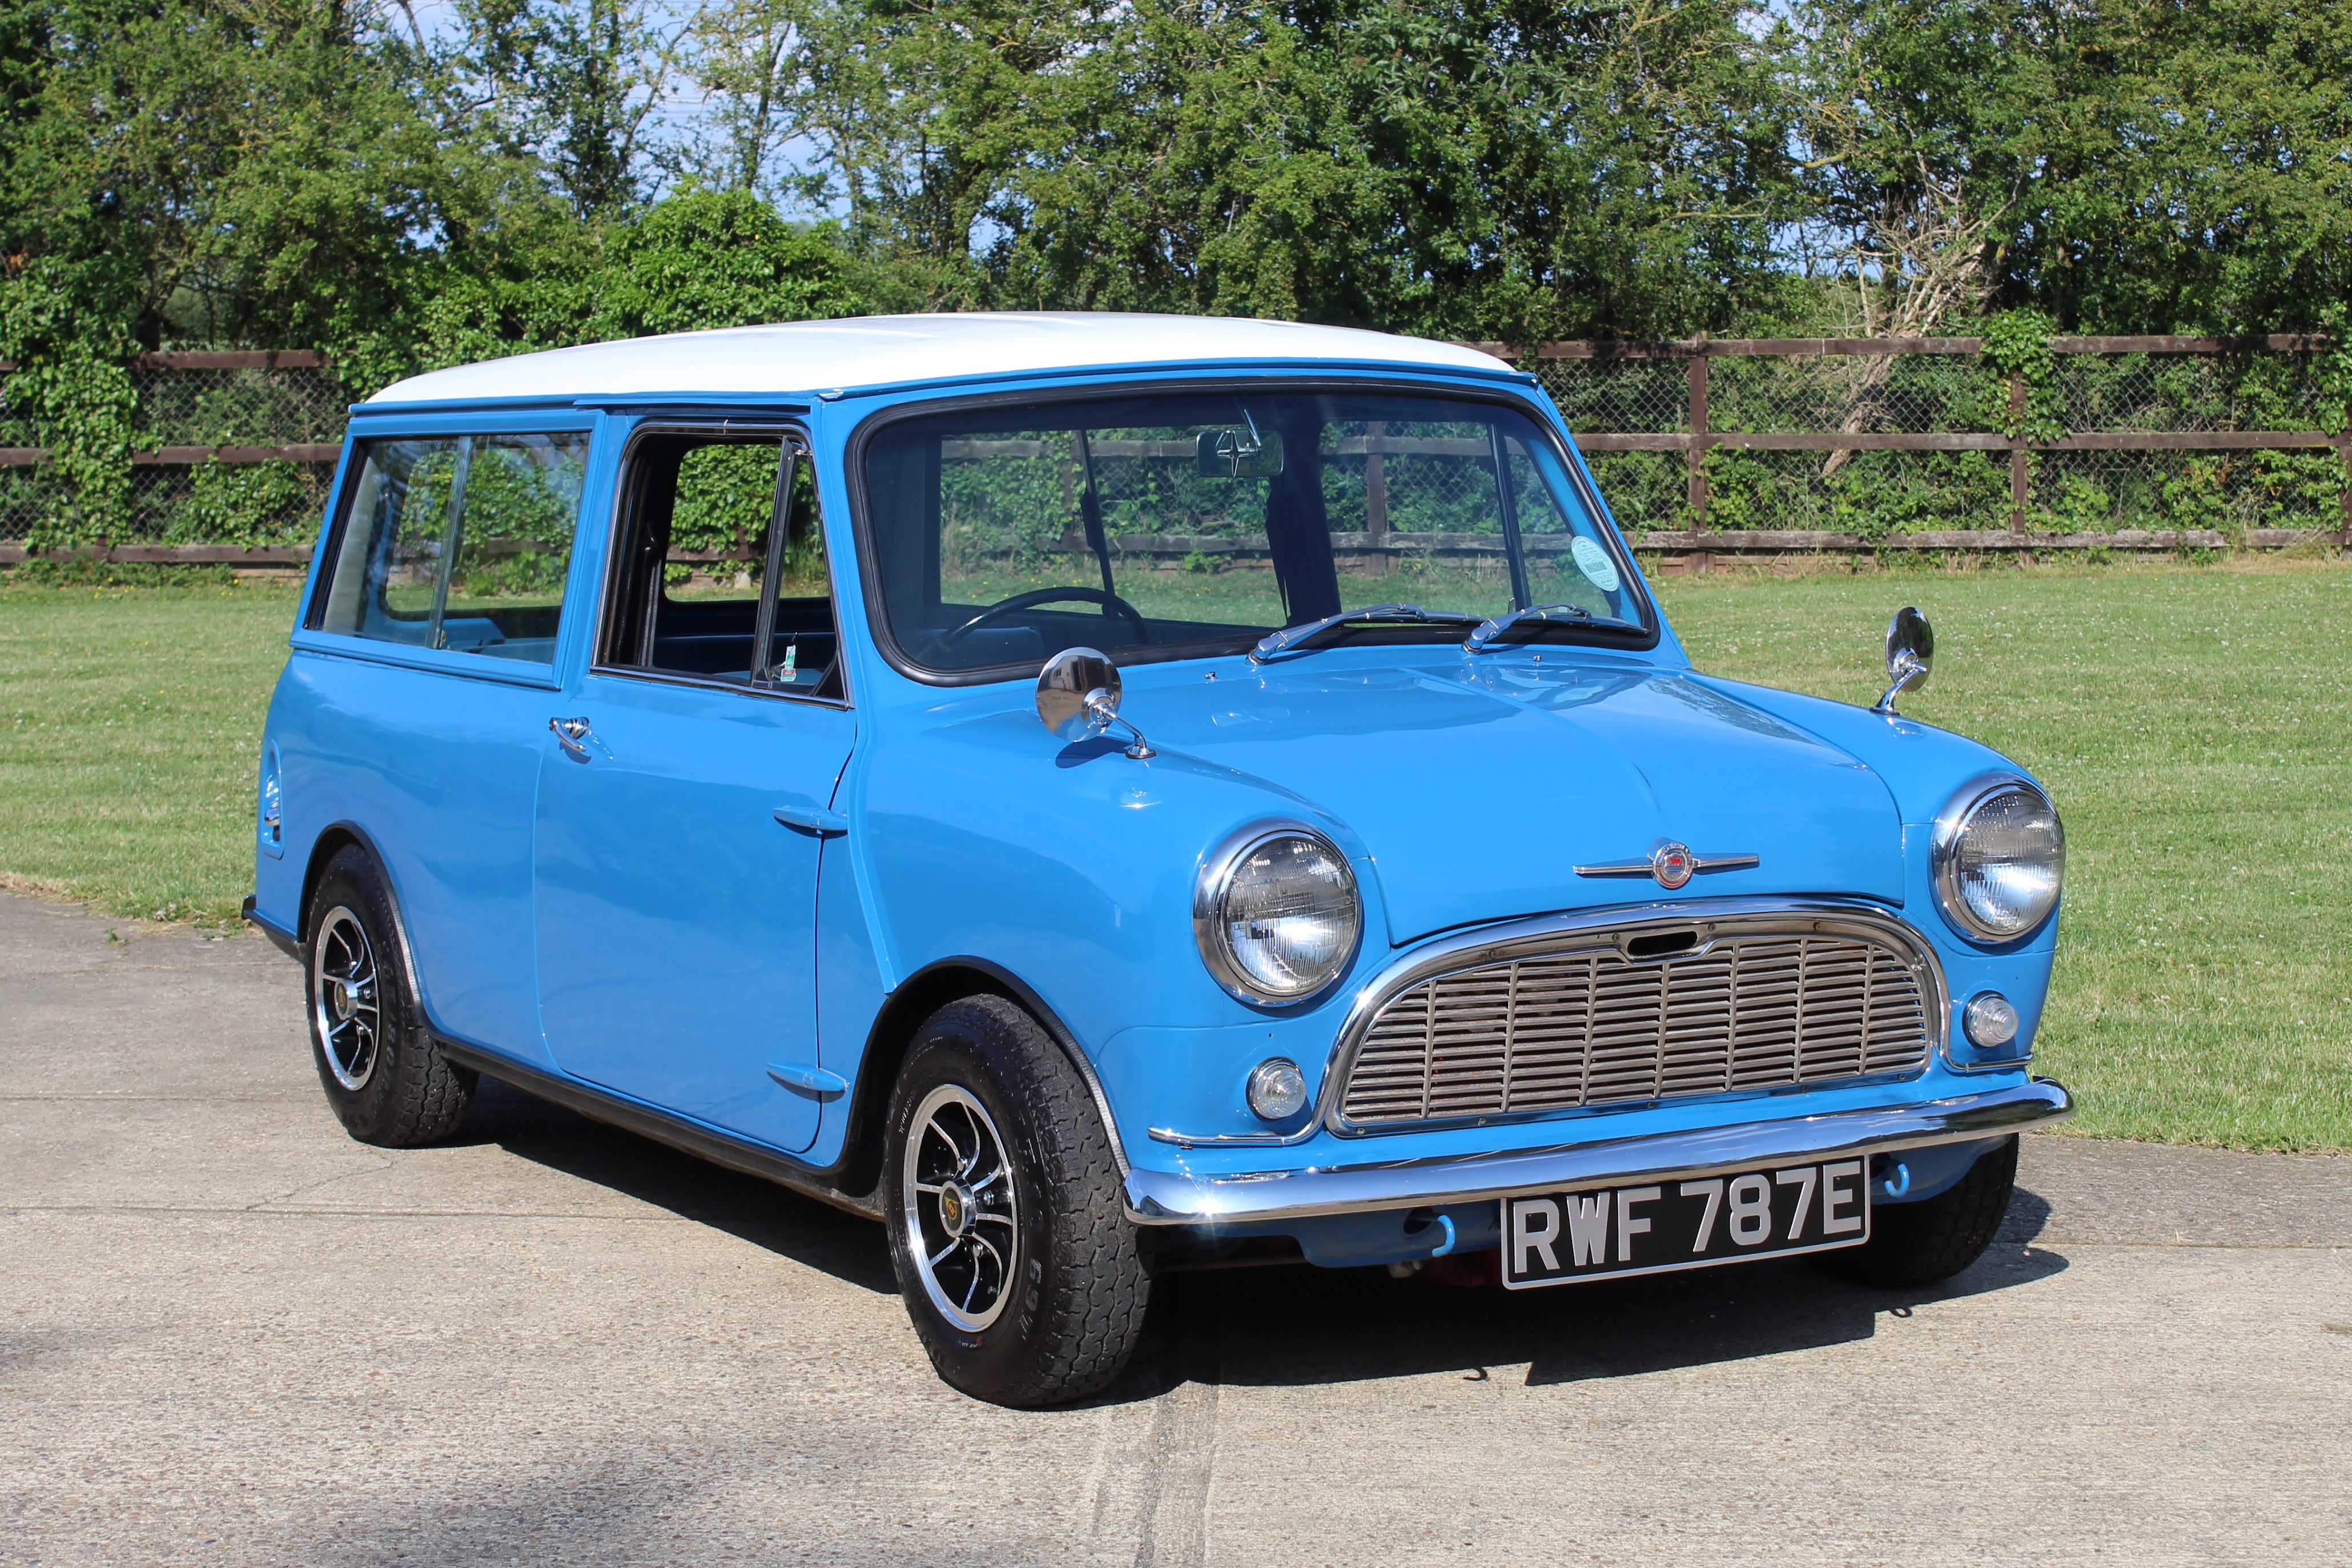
1501,1159,1872,1289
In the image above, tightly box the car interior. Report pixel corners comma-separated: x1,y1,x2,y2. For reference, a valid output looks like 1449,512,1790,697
600,428,844,699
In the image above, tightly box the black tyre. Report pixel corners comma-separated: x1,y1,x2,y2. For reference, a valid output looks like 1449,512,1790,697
1818,1136,2019,1288
304,845,475,1147
883,995,1150,1407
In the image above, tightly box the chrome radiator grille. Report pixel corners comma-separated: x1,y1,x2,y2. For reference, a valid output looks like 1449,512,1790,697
1339,930,1932,1127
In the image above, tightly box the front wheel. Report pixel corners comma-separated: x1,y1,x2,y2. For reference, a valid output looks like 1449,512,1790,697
884,996,1149,1406
1818,1135,2019,1288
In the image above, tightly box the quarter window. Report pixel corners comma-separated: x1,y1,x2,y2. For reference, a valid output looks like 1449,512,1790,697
311,432,589,665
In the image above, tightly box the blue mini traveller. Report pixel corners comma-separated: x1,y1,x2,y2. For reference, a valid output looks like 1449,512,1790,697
246,313,2072,1406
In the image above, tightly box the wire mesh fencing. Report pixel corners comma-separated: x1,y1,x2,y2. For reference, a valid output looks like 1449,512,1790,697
1495,335,2350,552
3,339,2347,561
0,352,348,549
130,359,349,448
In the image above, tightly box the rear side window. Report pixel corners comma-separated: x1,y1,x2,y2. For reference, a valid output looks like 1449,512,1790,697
311,432,590,665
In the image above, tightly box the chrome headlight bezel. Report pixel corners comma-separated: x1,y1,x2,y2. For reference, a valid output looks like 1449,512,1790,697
1192,822,1363,1007
1931,775,2065,944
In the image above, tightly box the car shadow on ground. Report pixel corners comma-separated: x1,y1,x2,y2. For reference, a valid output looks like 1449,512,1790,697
1107,1232,2068,1402
1101,1181,2067,1403
457,1076,899,1293
457,1075,2068,1400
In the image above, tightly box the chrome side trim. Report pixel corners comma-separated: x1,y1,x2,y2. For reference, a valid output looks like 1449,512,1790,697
1123,1076,2072,1225
1148,1125,1296,1147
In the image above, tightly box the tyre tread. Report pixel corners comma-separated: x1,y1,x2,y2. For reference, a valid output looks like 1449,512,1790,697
1822,1136,2017,1288
894,995,1149,1406
307,846,474,1148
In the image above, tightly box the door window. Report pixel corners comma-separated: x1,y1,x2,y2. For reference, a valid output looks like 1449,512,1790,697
311,431,589,665
598,428,842,700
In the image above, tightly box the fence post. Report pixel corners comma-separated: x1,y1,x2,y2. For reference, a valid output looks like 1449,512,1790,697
1365,420,1389,558
2340,435,2351,554
2008,375,2029,534
1686,340,1710,549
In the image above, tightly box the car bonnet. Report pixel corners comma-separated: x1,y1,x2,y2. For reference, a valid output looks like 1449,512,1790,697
1126,654,1904,946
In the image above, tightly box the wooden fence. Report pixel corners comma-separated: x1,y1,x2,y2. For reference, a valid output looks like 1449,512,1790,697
1464,333,2350,566
4,337,2348,569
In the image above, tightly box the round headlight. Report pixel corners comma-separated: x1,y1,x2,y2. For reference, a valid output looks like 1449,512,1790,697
1933,780,2064,942
1195,828,1361,1003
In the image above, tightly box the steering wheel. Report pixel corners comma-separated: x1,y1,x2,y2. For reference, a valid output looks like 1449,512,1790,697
932,586,1152,651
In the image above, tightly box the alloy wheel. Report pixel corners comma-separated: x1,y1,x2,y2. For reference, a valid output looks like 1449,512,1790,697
902,1084,1020,1331
311,906,381,1091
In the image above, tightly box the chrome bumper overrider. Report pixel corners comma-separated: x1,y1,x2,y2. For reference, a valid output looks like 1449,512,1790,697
1123,1076,2072,1226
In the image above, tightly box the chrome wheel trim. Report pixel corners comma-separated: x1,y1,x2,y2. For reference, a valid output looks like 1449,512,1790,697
900,1083,1020,1333
311,905,381,1092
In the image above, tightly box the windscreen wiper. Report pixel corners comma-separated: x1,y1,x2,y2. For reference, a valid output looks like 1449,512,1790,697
1250,604,1486,662
1463,602,1644,653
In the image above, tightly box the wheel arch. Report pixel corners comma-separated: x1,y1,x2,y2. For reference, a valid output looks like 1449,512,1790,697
298,823,372,935
296,822,430,1014
831,958,1129,1201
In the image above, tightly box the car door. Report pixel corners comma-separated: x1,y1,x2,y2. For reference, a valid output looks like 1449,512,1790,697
531,425,854,1153
288,426,593,1058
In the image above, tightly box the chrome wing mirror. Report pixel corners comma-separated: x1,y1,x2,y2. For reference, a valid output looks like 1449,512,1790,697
1872,606,1933,715
1036,647,1155,759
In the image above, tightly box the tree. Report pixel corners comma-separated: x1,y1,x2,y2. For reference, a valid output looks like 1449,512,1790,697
767,0,1803,336
596,185,861,335
1791,0,2352,333
676,0,808,198
450,0,680,221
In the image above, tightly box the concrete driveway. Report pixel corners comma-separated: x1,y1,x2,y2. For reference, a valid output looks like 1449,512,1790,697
3,890,2347,1567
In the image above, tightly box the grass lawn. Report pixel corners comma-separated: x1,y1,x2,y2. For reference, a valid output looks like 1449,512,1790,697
3,559,2347,1151
1651,558,2352,1153
0,580,300,930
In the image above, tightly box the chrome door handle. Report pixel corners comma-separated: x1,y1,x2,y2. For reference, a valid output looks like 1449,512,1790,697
773,803,849,837
548,715,594,761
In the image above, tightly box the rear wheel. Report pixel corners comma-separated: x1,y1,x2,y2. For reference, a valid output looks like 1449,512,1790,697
1819,1136,2018,1288
304,846,475,1147
884,995,1149,1406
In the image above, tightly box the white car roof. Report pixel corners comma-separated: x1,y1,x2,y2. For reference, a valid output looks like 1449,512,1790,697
365,312,1518,405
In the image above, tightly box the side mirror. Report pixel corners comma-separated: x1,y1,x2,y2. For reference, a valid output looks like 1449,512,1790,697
1037,647,1155,758
1195,427,1285,479
1872,606,1933,715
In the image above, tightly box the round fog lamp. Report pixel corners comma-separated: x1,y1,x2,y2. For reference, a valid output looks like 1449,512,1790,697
1964,992,2020,1049
1246,1058,1308,1121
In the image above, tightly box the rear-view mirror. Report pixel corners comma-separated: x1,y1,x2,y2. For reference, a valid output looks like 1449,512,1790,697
1195,428,1284,479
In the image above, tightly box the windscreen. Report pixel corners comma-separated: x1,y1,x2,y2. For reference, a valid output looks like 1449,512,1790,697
859,390,1647,673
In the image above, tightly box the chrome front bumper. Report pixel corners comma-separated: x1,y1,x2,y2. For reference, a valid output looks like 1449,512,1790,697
1123,1076,2072,1226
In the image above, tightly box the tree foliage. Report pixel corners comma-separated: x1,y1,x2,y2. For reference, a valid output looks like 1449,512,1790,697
1,0,2347,396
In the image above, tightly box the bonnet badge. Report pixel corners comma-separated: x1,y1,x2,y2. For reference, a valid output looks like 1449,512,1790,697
1573,841,1762,886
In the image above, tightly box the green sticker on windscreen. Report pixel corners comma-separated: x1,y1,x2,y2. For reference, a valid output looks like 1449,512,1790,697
1571,536,1621,593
